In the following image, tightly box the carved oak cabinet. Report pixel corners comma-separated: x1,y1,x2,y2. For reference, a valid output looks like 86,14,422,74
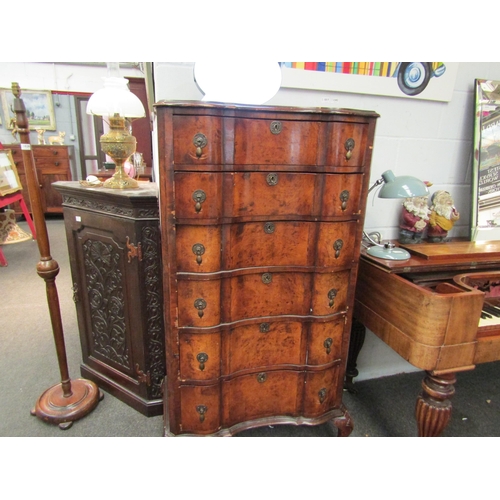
53,181,165,416
156,102,378,436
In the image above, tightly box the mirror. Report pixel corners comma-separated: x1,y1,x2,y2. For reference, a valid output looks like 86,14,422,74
471,79,500,241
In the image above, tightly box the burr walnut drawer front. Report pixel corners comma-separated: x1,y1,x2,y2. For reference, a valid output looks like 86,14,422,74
178,315,346,381
172,115,370,168
176,270,350,327
175,221,358,272
174,172,364,219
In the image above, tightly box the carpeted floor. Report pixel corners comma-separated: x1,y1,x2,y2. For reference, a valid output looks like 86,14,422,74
1,217,499,437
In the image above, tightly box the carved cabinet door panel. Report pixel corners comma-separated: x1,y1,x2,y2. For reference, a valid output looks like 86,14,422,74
62,203,164,415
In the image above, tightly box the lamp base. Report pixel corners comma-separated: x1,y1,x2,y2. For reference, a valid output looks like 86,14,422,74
366,245,411,260
30,378,103,430
103,174,139,189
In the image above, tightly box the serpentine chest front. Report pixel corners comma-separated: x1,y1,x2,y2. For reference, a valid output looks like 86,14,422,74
156,102,378,436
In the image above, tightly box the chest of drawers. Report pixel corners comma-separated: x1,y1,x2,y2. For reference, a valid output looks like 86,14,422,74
156,102,378,436
6,144,75,214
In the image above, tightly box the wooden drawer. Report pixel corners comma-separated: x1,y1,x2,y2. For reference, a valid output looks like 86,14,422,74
179,383,221,435
176,221,358,272
174,172,364,220
302,365,342,418
32,146,70,159
307,316,345,365
176,270,350,327
222,370,302,427
179,331,222,381
171,115,370,168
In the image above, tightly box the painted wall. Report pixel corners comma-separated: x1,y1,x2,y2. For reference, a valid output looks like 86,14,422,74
153,62,500,381
0,62,144,179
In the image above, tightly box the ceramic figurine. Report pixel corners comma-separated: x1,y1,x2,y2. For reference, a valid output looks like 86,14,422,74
427,190,460,242
398,195,430,244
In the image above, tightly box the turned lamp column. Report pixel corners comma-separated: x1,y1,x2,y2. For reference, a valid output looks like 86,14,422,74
11,82,102,429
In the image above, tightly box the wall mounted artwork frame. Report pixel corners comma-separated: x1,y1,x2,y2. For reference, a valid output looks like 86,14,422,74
280,62,459,102
1,88,56,130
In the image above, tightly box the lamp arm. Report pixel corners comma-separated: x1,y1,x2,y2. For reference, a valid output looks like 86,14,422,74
367,177,384,195
362,230,396,250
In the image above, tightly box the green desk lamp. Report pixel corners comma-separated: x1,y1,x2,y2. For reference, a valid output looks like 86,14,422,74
364,170,429,260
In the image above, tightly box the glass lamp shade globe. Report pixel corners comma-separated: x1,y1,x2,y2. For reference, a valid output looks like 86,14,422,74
193,62,282,105
86,77,145,118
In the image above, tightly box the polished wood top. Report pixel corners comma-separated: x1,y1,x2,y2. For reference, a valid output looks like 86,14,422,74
361,239,500,275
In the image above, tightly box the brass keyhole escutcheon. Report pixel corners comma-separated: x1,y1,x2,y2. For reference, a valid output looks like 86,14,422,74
260,323,270,333
266,172,278,186
333,239,344,259
264,222,275,234
340,190,350,211
328,288,338,308
197,352,208,371
318,388,327,404
196,404,207,422
270,121,282,134
262,272,273,284
324,338,333,355
344,138,355,160
192,243,205,265
257,372,267,383
192,189,206,213
193,133,208,158
194,298,207,318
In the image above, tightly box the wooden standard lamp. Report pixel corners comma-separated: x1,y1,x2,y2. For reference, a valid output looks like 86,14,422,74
11,82,102,429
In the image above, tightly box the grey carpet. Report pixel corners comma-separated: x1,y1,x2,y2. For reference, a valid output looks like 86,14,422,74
1,217,499,437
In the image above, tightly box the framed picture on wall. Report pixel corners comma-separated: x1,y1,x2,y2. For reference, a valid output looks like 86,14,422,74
1,88,56,130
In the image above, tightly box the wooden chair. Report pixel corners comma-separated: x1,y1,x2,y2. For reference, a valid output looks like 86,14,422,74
0,191,36,266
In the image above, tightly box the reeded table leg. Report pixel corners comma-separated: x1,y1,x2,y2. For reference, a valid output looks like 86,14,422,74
415,371,456,437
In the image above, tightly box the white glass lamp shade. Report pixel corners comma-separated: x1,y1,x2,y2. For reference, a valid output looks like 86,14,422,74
86,77,145,118
193,62,282,105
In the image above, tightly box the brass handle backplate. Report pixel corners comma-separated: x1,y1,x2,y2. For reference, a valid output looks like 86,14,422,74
260,322,270,333
193,133,207,158
333,239,344,259
340,190,350,211
257,372,267,383
318,388,327,404
262,272,272,284
264,222,275,234
324,338,333,355
196,404,207,422
344,138,355,160
328,288,338,308
196,352,208,371
194,298,207,318
192,243,205,265
192,189,206,213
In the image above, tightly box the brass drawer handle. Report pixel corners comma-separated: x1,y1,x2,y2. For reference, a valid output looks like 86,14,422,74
192,243,205,265
196,352,208,371
340,190,350,211
192,189,206,213
324,337,333,355
257,372,267,383
196,404,207,422
266,172,278,186
333,239,344,259
194,298,207,318
344,138,355,160
193,133,207,158
328,288,338,308
318,388,327,404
